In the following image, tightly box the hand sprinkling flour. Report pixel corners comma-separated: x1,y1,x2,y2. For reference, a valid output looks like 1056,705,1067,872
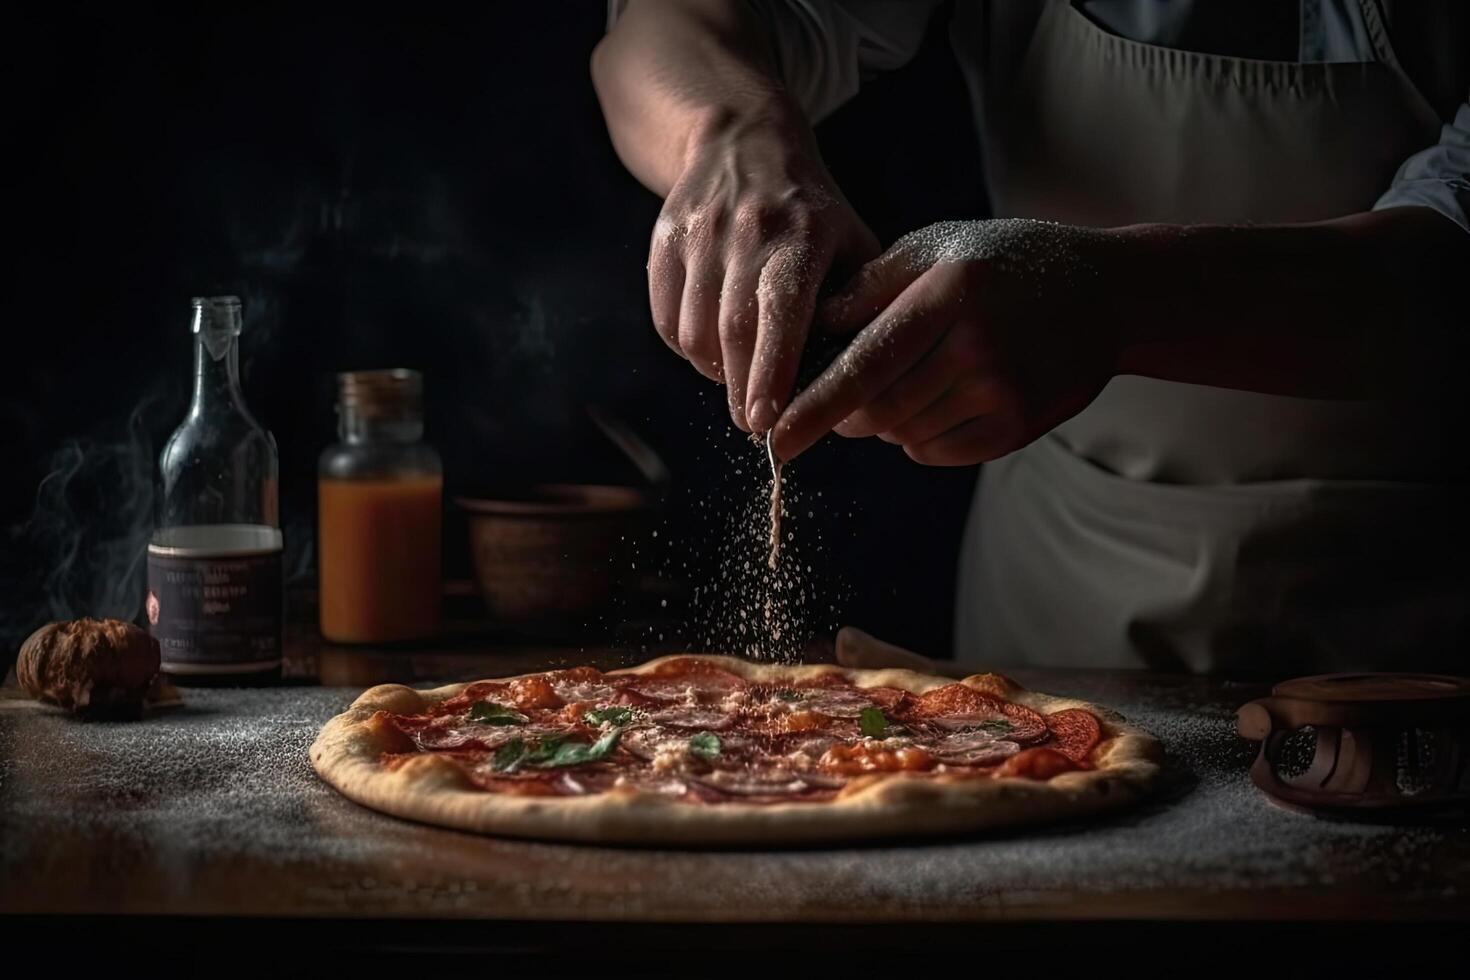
641,119,880,433
770,218,1120,466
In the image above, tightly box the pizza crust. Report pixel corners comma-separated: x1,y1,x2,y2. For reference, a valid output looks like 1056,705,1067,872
310,655,1163,845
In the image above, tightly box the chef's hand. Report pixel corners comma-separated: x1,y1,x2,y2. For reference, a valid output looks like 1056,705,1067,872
770,220,1121,464
649,116,878,432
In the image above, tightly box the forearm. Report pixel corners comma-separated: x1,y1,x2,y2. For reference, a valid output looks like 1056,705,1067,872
1110,207,1468,400
591,0,803,195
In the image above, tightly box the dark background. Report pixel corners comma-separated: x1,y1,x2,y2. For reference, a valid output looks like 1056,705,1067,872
3,3,987,666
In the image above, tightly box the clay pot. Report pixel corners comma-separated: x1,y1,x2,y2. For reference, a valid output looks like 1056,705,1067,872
457,484,653,623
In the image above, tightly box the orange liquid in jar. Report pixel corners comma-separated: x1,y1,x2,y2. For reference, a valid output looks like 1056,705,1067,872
318,475,442,643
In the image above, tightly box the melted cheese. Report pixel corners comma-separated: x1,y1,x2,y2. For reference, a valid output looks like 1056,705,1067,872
651,746,684,773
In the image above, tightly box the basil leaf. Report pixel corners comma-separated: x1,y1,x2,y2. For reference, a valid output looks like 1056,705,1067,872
774,689,803,702
493,739,528,773
468,701,529,725
523,734,569,766
530,728,622,769
494,728,623,773
585,706,635,727
859,707,889,738
687,732,721,761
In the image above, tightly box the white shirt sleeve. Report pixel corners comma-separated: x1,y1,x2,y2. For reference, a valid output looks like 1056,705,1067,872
607,0,945,123
742,0,946,121
1374,99,1470,234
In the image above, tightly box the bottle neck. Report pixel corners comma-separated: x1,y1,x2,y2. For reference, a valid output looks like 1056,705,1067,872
191,334,247,416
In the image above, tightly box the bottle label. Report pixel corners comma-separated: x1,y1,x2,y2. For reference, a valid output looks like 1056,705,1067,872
147,547,283,670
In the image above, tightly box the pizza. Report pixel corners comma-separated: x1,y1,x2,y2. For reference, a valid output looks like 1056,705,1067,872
311,654,1162,844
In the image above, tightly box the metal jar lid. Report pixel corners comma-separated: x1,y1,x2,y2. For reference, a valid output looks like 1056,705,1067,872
336,369,423,421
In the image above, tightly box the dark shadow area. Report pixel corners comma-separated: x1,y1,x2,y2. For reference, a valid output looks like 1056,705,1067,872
3,916,1466,975
4,3,985,668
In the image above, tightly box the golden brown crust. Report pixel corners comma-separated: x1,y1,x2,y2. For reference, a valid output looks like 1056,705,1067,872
310,654,1163,845
17,619,161,719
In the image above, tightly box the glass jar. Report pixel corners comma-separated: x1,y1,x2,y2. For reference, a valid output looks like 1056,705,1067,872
317,369,442,643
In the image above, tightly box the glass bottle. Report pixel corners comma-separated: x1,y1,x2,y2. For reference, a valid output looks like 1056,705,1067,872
147,296,284,684
317,369,442,643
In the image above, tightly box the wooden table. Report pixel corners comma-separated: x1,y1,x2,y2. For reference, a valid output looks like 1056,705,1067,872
2,641,1467,968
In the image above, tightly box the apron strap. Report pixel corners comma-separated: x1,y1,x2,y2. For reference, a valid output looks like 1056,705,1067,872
1355,0,1406,71
1353,0,1442,128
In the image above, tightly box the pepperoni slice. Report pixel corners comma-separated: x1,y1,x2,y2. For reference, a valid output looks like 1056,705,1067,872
911,683,997,719
402,719,561,753
616,677,698,703
550,669,618,704
996,702,1050,745
777,733,844,761
801,680,904,715
793,770,848,790
632,659,746,694
439,677,564,713
649,704,735,730
550,666,604,685
612,772,689,796
702,733,757,758
865,687,907,712
620,728,677,761
909,684,1048,744
612,686,664,709
622,728,754,762
690,767,809,797
996,747,1080,780
388,712,485,745
618,665,745,705
417,754,570,795
928,731,1021,767
432,681,508,715
799,687,875,719
1045,708,1102,763
618,729,653,761
384,711,436,732
500,676,564,710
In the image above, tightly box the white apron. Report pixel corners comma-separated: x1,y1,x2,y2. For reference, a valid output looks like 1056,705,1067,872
953,0,1465,673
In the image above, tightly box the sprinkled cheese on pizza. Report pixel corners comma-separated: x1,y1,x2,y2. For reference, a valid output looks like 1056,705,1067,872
372,657,1102,804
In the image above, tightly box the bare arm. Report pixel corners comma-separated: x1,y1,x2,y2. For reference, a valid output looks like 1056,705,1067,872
592,0,788,196
1114,207,1469,400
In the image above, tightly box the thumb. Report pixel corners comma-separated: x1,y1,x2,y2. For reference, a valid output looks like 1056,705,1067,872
817,246,926,335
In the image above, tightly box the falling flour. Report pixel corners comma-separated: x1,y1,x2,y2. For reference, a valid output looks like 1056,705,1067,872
661,424,845,664
764,432,782,571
